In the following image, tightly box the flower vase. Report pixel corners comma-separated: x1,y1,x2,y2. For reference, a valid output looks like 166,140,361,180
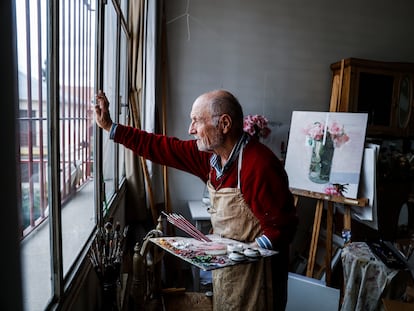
308,135,334,184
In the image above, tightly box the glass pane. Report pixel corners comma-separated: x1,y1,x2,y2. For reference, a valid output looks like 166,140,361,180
398,76,411,128
118,28,128,179
102,3,118,211
120,0,129,17
16,0,52,310
357,72,394,126
60,0,96,275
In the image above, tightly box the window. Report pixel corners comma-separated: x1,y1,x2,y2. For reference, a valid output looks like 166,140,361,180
15,0,128,309
19,110,37,147
101,0,129,211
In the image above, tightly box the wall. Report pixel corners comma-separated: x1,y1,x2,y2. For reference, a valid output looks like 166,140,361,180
163,0,414,218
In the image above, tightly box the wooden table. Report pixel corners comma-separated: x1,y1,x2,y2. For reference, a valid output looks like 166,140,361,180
188,200,211,232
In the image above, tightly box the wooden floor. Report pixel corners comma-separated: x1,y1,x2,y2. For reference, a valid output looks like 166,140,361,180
143,292,212,311
163,292,213,311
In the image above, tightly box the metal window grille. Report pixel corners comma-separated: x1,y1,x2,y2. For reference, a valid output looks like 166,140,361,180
18,0,95,238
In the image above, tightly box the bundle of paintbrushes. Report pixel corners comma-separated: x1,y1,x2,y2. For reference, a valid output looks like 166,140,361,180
161,211,211,242
89,218,129,284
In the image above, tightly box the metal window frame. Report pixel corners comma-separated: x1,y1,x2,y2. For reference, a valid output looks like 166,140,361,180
17,0,130,306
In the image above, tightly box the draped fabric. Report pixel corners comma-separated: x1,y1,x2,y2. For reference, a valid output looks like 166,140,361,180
127,0,167,224
126,0,150,222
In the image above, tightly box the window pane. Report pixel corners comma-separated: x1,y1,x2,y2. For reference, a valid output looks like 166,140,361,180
120,0,129,17
102,3,118,211
60,0,96,276
18,0,97,309
118,27,128,180
16,0,52,309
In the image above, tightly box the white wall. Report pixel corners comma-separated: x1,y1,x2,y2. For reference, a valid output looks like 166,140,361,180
163,0,414,216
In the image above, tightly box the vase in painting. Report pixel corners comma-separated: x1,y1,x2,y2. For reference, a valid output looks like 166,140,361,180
308,134,334,184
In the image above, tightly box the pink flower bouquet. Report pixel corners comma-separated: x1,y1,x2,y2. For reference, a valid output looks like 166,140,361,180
243,114,271,139
304,121,349,148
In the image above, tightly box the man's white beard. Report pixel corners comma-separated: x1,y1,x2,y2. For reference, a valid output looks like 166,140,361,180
196,139,212,152
194,135,220,153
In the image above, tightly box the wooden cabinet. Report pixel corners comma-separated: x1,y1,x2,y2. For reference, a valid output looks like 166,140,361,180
329,58,414,137
329,58,414,240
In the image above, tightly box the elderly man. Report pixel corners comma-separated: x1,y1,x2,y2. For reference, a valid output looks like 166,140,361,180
95,89,298,311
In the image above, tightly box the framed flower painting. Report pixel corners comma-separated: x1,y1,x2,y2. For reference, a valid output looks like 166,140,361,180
285,111,368,199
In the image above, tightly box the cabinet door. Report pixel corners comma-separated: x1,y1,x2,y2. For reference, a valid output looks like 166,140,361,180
330,58,414,137
356,71,395,127
396,74,413,136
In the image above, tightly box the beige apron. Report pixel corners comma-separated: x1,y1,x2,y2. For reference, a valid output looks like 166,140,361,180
207,146,273,311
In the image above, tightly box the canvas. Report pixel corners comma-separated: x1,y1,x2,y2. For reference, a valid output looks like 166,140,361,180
285,111,368,199
350,144,379,229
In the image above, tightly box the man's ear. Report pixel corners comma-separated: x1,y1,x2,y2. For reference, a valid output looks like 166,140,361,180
220,114,232,134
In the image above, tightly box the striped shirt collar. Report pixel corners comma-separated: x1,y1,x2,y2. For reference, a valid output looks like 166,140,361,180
210,133,249,179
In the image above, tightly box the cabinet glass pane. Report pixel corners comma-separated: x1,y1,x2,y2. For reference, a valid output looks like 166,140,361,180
398,76,411,128
357,73,394,126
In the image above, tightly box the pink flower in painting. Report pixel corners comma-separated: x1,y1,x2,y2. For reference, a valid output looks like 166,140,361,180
304,122,325,141
304,120,349,148
328,121,350,148
332,133,349,148
324,185,341,196
243,115,271,139
329,121,343,136
324,183,348,196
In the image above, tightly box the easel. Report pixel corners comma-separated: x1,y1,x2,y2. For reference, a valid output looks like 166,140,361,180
291,188,368,286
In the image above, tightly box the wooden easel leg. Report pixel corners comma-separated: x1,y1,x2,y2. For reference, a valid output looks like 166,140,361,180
344,206,351,230
306,200,323,278
325,201,334,286
293,195,299,208
342,206,352,244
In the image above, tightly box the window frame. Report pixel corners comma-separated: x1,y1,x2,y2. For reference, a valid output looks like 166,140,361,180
16,0,130,309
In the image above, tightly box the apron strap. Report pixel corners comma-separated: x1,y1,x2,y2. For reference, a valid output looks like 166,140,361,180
237,143,245,189
208,141,245,189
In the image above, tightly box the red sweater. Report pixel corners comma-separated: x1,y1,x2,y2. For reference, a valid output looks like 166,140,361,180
114,124,298,248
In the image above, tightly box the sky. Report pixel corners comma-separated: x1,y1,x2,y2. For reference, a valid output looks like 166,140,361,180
15,0,96,85
15,0,47,77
